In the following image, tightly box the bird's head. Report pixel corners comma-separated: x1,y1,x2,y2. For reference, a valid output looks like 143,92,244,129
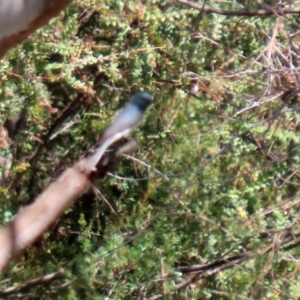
131,92,153,112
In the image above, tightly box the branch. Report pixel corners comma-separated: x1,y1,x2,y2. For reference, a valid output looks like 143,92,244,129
176,0,299,17
0,0,73,59
177,251,254,275
0,272,65,296
0,133,136,272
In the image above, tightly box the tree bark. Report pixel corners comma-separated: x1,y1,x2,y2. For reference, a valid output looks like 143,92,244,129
0,0,73,59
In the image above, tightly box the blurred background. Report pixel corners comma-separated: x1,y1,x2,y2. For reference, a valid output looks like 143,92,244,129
1,0,300,298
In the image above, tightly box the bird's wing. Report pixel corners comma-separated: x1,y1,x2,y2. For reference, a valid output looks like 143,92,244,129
98,104,142,145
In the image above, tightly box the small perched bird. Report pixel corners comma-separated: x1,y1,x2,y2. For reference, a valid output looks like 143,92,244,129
89,92,153,169
98,91,153,145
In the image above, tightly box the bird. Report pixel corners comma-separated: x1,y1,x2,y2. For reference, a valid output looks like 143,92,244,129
89,91,153,169
98,91,153,145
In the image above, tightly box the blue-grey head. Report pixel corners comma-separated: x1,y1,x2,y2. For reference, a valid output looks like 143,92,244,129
130,92,153,112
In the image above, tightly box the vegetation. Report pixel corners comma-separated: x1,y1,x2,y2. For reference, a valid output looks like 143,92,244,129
1,0,300,298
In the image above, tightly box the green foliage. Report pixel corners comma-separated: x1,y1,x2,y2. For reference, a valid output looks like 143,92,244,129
1,0,300,299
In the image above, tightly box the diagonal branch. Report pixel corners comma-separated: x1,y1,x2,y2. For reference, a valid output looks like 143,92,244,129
0,134,136,272
0,272,65,296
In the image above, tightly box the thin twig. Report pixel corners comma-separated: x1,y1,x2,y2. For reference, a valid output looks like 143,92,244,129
93,186,118,215
176,1,299,17
123,154,169,180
